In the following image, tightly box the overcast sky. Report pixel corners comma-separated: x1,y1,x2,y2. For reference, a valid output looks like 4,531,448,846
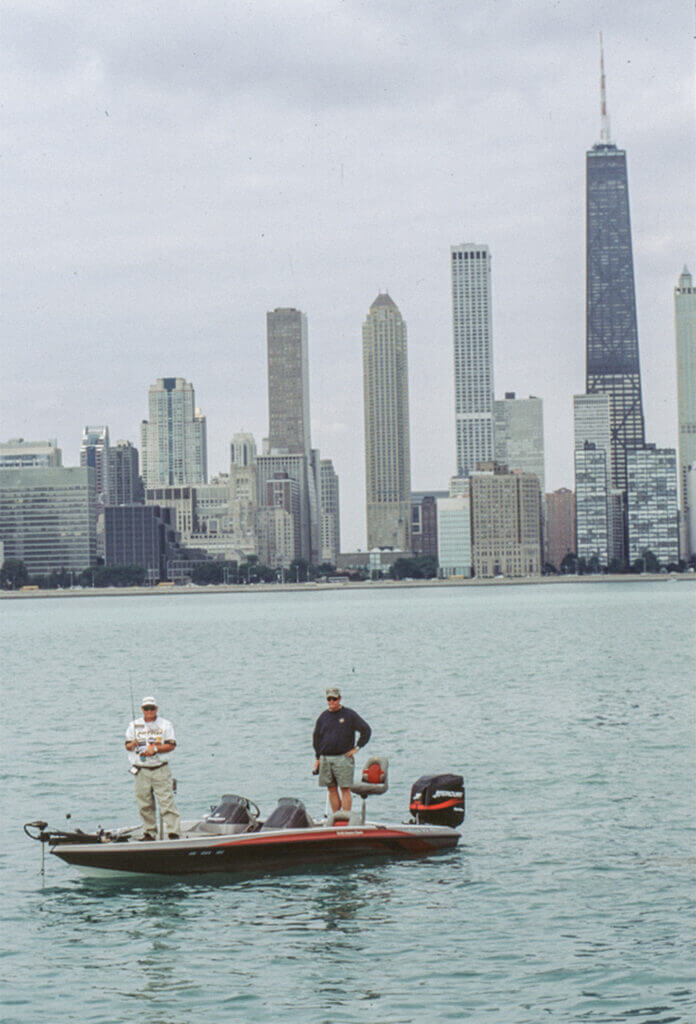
2,1,693,549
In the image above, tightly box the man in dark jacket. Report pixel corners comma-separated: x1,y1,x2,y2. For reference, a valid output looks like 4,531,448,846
313,687,371,813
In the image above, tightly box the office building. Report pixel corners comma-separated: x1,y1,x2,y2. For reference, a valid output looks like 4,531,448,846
493,394,545,495
141,378,207,488
229,434,259,557
145,485,195,535
585,44,645,496
470,464,542,578
80,425,111,507
109,441,144,505
256,451,319,562
257,472,300,569
574,444,609,566
0,467,96,573
264,310,320,561
573,393,617,565
626,447,679,567
320,459,340,564
451,243,495,476
104,504,181,580
0,439,62,469
267,308,311,456
436,492,472,578
674,267,696,557
411,491,447,558
545,488,576,571
362,293,412,550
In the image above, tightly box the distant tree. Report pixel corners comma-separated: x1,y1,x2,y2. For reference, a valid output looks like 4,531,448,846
415,555,438,579
666,562,681,574
543,561,558,575
388,557,414,580
607,558,626,574
316,562,336,577
0,558,29,589
575,556,588,576
560,553,577,575
643,550,660,574
586,554,603,574
191,562,224,585
289,558,311,582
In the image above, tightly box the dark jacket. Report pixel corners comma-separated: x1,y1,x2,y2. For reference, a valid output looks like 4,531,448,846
313,706,371,757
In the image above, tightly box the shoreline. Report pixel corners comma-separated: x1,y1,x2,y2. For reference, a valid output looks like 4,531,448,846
1,573,694,599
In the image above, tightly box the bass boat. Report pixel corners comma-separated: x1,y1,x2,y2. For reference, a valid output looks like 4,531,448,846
24,759,465,879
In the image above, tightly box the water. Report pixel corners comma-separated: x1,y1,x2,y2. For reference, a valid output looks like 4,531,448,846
1,582,694,1023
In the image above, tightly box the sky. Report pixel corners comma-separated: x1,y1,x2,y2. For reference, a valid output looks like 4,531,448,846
2,0,693,549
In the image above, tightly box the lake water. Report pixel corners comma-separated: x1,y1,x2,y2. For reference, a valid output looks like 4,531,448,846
1,582,694,1023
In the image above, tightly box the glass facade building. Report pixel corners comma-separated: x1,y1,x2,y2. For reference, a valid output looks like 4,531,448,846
626,447,679,566
0,467,96,573
574,444,609,566
585,141,645,493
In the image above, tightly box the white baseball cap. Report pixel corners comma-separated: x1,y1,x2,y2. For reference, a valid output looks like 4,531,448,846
141,696,157,707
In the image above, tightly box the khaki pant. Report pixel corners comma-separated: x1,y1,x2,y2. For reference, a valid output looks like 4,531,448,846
134,763,181,837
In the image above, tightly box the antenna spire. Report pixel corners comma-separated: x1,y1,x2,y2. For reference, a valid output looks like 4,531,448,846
599,33,612,143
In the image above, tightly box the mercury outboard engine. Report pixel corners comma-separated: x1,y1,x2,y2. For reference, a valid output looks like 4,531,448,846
409,773,465,828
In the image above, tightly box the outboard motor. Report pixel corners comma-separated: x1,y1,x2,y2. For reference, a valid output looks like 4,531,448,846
409,773,465,828
261,798,314,830
207,794,256,826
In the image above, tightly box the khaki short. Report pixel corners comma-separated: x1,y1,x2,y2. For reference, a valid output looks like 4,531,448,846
318,754,354,789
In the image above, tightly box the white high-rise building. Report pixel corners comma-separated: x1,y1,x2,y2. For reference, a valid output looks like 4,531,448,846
674,267,696,558
140,378,207,488
573,393,615,566
362,293,412,550
451,243,495,477
626,447,679,567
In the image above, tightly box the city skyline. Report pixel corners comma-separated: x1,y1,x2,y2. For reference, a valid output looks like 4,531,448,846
2,4,692,549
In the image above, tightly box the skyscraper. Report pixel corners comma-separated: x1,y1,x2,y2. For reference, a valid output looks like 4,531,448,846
319,459,340,565
573,393,611,566
109,441,144,505
362,293,411,550
267,308,311,456
674,266,696,557
80,425,111,507
585,42,645,496
262,309,320,562
451,243,494,477
140,378,207,488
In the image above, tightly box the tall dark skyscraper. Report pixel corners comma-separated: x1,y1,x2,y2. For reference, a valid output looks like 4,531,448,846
585,41,645,495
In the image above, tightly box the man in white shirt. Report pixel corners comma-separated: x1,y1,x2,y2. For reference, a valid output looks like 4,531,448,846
125,696,180,840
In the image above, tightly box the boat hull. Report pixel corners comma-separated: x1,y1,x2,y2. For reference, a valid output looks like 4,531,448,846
51,823,460,878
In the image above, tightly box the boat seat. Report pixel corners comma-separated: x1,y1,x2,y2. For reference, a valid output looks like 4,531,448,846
351,756,389,797
328,810,362,826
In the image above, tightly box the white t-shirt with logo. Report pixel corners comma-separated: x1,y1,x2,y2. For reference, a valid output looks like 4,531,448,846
125,716,176,768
